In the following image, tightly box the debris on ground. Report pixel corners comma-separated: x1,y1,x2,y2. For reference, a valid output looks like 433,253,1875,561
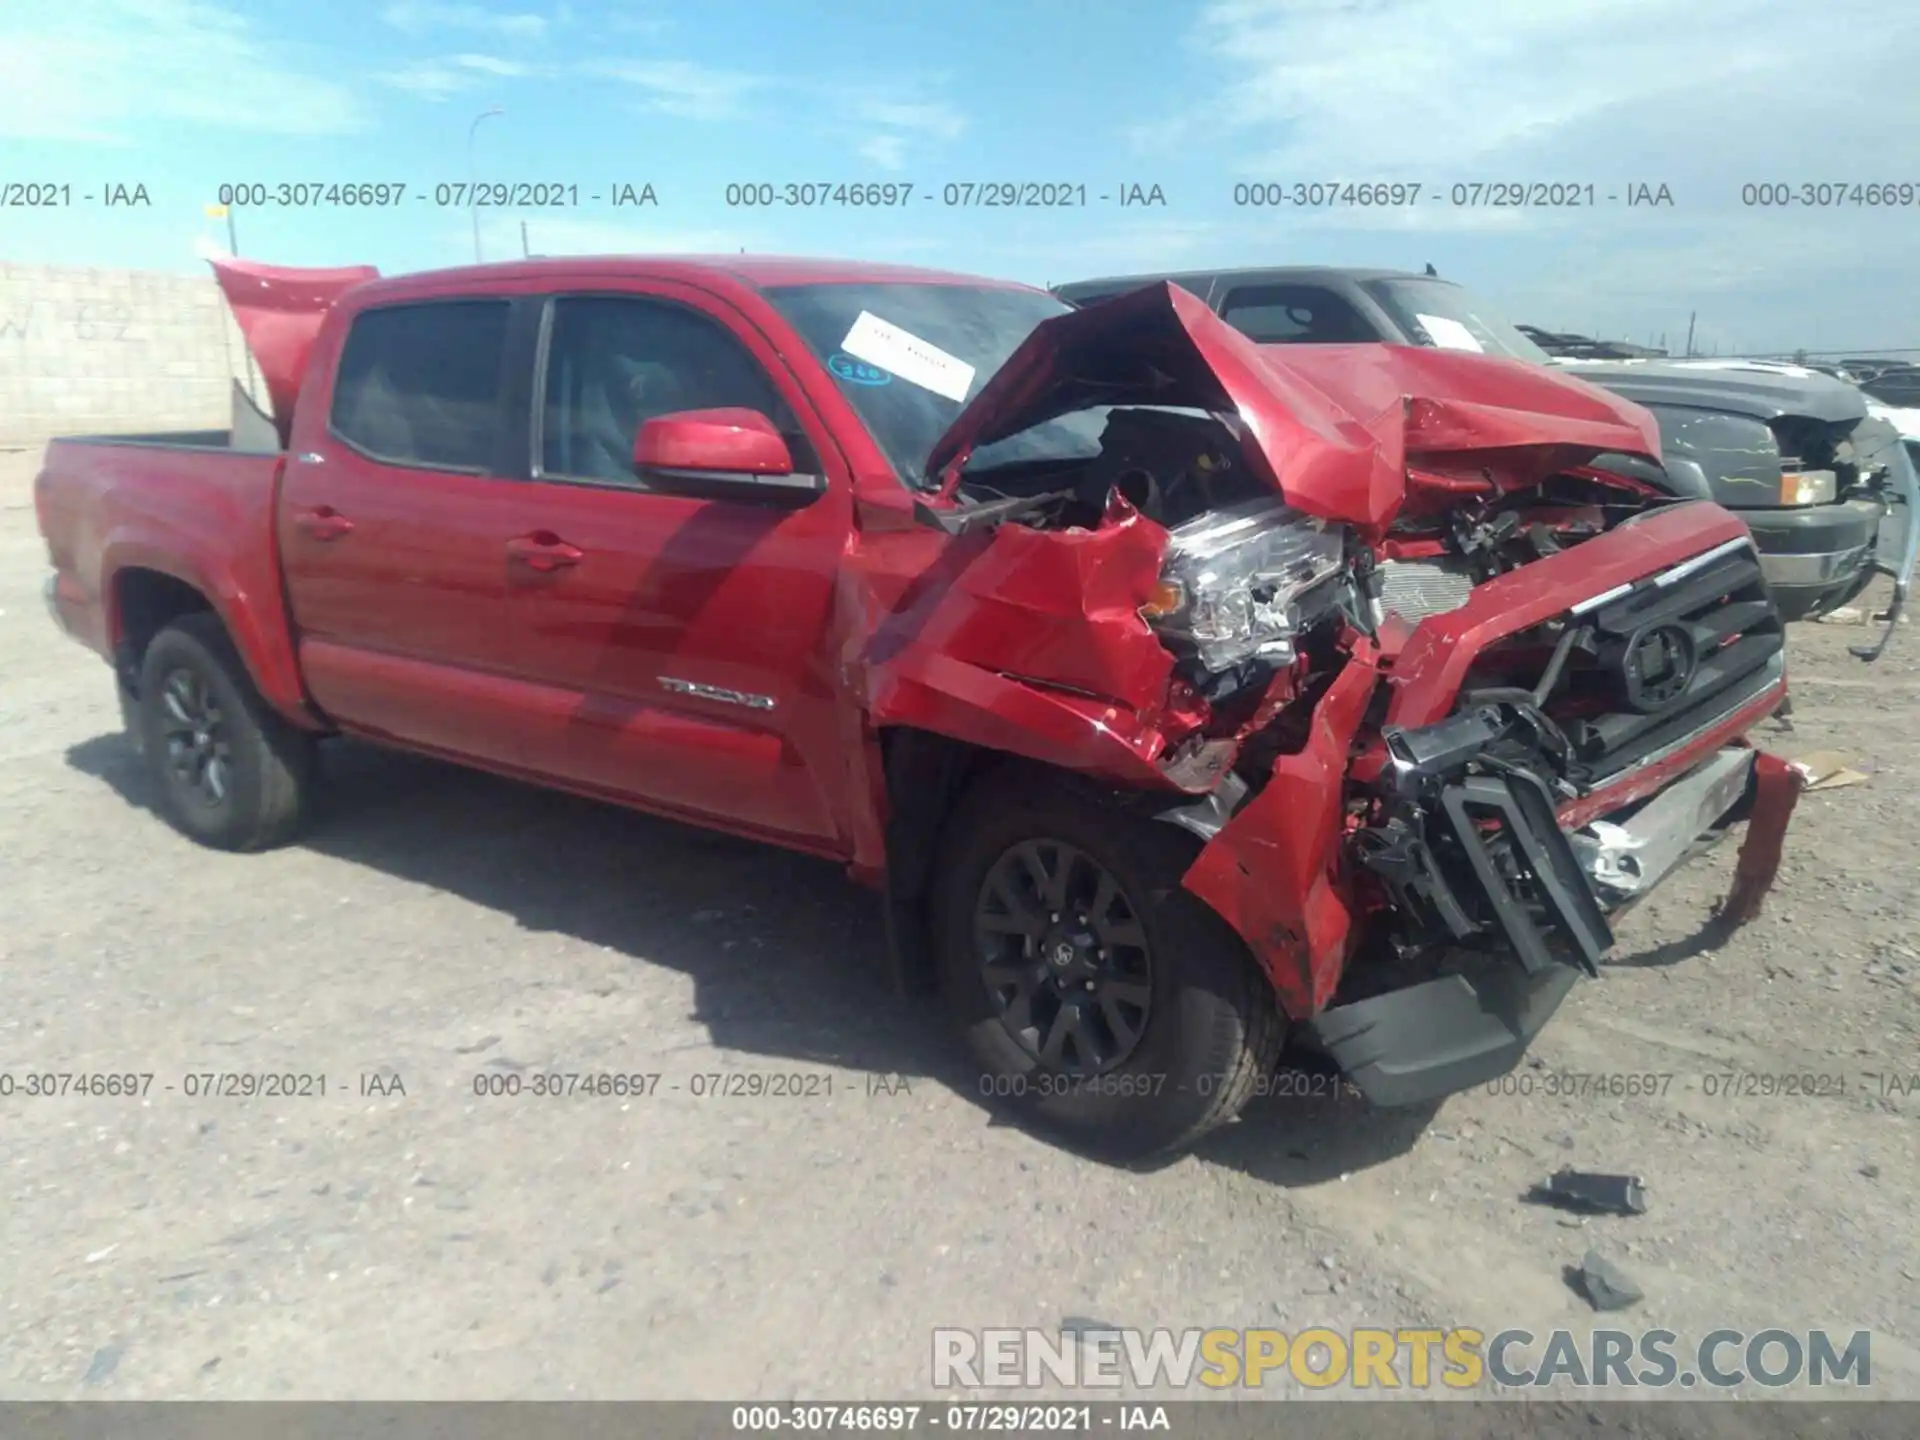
1571,1250,1645,1312
1789,750,1872,791
1526,1168,1649,1216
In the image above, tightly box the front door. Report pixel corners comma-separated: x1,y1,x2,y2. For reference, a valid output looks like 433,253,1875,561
497,287,855,848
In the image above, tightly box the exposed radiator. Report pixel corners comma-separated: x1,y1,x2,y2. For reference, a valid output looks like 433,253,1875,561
1377,558,1474,620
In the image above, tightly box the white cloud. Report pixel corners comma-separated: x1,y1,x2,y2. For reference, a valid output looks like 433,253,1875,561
375,61,474,100
859,135,909,171
983,219,1225,286
603,11,673,39
470,214,755,261
380,2,547,41
1169,0,1920,188
1187,0,1797,175
835,92,967,171
375,51,542,98
0,0,365,140
592,59,765,120
1151,0,1920,348
453,52,534,76
855,99,967,141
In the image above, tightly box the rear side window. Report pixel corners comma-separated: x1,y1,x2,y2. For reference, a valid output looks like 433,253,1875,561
330,301,511,471
1219,284,1375,344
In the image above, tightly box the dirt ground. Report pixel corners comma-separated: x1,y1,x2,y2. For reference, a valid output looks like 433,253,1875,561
1,446,1915,1408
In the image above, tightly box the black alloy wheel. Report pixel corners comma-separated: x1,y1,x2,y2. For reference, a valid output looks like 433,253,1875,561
154,665,234,812
931,766,1286,1159
136,613,315,851
973,838,1154,1076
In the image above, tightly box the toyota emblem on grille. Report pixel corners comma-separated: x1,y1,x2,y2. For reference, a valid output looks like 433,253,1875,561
1622,623,1698,712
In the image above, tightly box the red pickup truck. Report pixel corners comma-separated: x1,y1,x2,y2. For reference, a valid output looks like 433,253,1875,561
36,254,1804,1157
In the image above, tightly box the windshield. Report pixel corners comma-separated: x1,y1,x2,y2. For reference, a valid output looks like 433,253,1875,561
763,282,1108,488
1359,278,1552,365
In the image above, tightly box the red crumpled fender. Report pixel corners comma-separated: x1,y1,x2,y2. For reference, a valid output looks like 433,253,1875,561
1179,645,1382,1018
209,257,379,444
862,498,1210,791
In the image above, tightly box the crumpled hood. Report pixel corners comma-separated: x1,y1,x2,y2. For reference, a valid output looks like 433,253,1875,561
925,283,1662,531
209,257,381,442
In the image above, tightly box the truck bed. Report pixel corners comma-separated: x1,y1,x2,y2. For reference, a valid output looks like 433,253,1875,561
57,430,267,450
36,431,307,720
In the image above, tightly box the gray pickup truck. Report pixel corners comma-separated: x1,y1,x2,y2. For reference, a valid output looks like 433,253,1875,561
1053,267,1916,657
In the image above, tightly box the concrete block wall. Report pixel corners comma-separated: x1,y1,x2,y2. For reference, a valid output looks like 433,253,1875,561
0,263,259,448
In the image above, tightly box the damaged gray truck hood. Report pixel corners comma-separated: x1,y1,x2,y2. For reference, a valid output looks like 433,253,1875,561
1549,357,1870,425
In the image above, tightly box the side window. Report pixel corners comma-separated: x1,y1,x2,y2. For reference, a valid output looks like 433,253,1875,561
330,301,511,470
539,295,797,484
1219,285,1374,344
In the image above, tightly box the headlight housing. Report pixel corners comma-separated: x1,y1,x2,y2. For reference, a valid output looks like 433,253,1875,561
1140,498,1348,672
1779,469,1837,505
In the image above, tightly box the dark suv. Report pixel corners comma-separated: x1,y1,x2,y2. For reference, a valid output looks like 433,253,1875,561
1054,267,1916,649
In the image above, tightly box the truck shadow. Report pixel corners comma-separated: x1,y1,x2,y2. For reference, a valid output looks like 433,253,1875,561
65,730,1429,1185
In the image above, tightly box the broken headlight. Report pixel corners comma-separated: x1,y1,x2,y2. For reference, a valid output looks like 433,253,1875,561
1778,469,1837,505
1139,498,1348,671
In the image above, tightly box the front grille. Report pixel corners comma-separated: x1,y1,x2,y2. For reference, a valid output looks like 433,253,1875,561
1458,537,1785,788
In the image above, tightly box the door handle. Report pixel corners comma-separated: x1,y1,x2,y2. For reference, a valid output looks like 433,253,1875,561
293,506,354,540
507,532,585,572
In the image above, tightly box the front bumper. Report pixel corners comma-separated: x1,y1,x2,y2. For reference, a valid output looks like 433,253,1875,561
1316,744,1801,1107
1181,505,1806,1108
1311,959,1580,1111
1742,498,1885,620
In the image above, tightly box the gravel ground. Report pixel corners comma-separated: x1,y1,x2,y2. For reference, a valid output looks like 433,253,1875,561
1,447,1915,1407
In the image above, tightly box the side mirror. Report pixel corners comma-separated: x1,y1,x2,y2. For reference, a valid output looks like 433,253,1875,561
632,408,825,506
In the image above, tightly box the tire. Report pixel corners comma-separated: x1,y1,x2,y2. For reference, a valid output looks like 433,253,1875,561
136,613,315,851
931,767,1283,1160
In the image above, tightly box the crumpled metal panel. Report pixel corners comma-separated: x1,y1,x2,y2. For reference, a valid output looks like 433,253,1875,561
922,282,1663,533
1719,750,1804,927
862,498,1199,790
1178,646,1382,1017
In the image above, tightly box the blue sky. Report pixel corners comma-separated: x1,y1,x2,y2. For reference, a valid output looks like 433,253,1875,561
5,0,1920,353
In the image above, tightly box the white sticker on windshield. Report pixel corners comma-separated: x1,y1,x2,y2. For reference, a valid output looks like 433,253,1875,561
1415,314,1485,353
840,311,976,403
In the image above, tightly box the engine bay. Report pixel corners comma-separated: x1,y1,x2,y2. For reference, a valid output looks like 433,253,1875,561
950,406,1273,531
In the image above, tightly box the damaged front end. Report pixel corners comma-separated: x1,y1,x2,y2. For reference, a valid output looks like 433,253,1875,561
879,283,1803,1107
1193,505,1806,1108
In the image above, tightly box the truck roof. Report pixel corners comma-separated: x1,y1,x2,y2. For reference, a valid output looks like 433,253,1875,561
211,252,1047,444
352,254,1039,303
1053,265,1441,296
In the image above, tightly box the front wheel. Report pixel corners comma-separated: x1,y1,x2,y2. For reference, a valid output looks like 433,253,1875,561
931,769,1283,1159
136,614,316,851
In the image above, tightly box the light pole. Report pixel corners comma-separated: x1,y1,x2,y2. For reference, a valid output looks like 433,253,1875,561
467,107,505,263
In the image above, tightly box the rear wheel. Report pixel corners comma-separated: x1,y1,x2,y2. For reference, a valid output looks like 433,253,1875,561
932,769,1283,1159
136,614,315,851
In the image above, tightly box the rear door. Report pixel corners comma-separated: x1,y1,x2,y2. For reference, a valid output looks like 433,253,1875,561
278,296,531,765
495,285,857,848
